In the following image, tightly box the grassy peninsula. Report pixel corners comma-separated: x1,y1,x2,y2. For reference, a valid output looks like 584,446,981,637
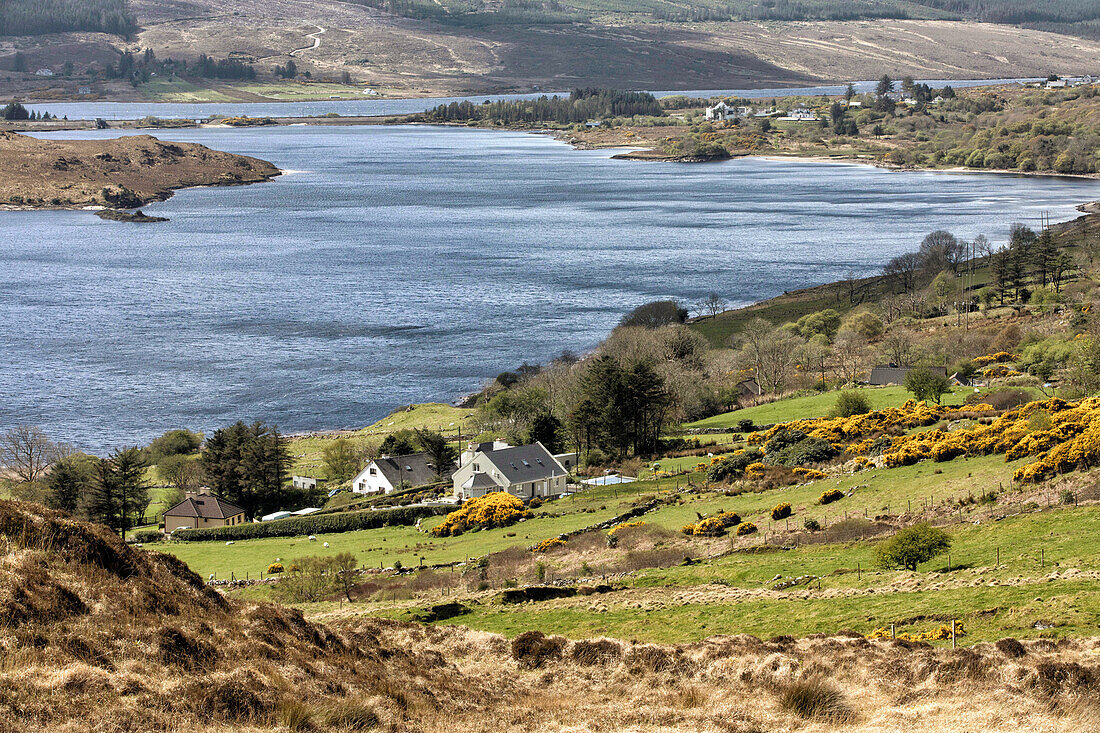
0,130,280,210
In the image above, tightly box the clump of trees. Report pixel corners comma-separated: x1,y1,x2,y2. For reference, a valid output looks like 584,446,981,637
873,523,951,571
417,89,664,125
0,0,135,37
200,421,294,518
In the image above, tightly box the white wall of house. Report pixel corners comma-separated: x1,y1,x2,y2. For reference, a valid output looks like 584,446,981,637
350,462,396,494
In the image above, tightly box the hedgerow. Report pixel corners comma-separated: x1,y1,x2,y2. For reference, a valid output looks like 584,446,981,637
172,505,448,542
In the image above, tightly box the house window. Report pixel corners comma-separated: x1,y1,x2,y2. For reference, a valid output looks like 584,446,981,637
473,463,479,471
369,468,377,475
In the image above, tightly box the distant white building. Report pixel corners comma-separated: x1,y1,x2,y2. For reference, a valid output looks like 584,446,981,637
704,101,737,121
362,88,379,95
34,68,54,77
846,100,863,108
292,475,318,491
1046,79,1067,89
779,107,818,121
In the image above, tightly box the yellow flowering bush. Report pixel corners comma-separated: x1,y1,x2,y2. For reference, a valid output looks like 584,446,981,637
973,352,1015,367
792,467,827,480
609,520,646,537
432,492,530,536
266,563,284,574
867,622,966,642
532,537,566,553
982,364,1021,378
681,512,741,537
819,488,844,505
771,502,792,520
745,462,767,476
735,521,758,536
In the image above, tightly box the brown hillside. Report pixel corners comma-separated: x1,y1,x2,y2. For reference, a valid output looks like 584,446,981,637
0,132,280,210
3,500,1100,731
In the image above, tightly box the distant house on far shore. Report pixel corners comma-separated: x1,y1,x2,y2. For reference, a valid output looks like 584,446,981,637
705,101,737,121
35,68,54,77
868,365,948,386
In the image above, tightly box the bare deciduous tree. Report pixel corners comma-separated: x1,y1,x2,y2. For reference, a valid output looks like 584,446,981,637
702,292,726,318
0,426,56,483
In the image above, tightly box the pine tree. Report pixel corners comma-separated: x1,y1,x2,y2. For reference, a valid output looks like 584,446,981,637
87,448,149,538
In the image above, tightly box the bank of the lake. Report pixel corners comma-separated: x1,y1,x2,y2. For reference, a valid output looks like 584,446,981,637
2,123,1097,452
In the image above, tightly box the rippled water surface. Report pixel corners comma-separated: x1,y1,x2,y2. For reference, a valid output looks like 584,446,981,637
1,124,1095,451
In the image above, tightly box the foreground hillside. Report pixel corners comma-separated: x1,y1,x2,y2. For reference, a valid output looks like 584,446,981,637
3,499,1100,732
0,131,280,210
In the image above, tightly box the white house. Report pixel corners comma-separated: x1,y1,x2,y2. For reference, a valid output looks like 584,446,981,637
34,68,54,77
779,107,818,121
292,475,318,491
452,441,571,501
1046,79,1067,89
704,101,737,121
350,453,443,494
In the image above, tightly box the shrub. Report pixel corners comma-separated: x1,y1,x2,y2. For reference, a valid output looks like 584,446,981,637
532,537,566,553
267,563,284,574
769,437,839,467
803,518,821,532
904,367,953,404
995,638,1027,658
778,677,852,721
511,631,565,668
771,502,792,520
682,512,740,537
831,390,872,418
706,449,763,481
127,529,162,544
873,523,950,571
736,418,755,433
432,492,529,537
735,522,758,536
819,489,844,505
174,505,447,542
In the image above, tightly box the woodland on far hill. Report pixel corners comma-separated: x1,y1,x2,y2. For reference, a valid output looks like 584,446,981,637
0,0,135,37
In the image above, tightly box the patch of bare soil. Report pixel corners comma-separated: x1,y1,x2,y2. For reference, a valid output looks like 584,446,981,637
0,131,280,209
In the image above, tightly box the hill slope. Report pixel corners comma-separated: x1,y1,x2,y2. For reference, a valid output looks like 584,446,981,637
4,499,1100,731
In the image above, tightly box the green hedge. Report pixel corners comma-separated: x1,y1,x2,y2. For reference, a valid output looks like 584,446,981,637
172,505,450,542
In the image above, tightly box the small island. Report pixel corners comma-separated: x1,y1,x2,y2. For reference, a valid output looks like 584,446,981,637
95,209,169,223
0,131,281,211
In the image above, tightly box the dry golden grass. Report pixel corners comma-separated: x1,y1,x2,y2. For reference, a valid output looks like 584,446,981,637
2,499,1100,732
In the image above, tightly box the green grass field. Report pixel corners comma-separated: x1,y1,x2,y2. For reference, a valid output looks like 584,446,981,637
684,385,974,429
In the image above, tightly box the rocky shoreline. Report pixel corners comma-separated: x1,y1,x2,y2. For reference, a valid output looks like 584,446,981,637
0,131,281,212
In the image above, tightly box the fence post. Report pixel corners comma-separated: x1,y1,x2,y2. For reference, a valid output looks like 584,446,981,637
857,562,861,581
996,546,1000,567
890,623,896,640
951,620,957,650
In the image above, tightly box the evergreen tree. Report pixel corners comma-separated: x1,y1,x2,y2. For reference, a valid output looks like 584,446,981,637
46,456,91,515
87,447,149,538
415,429,457,479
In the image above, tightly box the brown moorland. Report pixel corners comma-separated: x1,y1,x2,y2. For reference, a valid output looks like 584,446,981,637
0,131,280,210
4,499,1100,732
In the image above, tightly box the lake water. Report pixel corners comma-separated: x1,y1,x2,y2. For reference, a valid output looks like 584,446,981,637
25,78,1042,121
2,124,1096,452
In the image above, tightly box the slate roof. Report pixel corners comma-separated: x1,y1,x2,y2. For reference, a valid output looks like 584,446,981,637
483,443,566,484
464,472,501,490
164,494,244,520
374,453,440,488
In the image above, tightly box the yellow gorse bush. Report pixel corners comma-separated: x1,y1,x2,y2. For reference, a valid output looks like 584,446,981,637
972,352,1015,367
432,492,530,537
878,396,1100,483
681,512,740,537
608,520,645,536
771,502,792,520
819,488,844,504
868,622,967,642
735,521,758,536
532,537,566,553
792,467,827,480
266,562,284,574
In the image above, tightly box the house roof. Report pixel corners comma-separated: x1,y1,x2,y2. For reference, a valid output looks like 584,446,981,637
463,472,501,490
373,453,440,489
479,443,567,484
164,494,244,520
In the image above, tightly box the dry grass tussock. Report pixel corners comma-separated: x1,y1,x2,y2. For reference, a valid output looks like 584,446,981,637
3,500,1100,732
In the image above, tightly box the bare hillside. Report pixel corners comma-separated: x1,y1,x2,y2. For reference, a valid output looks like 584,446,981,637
2,499,1100,732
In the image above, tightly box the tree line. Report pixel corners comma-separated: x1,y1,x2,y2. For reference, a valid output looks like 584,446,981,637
0,0,134,37
417,89,664,124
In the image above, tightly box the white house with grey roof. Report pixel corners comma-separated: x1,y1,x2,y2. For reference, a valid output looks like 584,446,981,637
452,441,571,501
350,453,446,494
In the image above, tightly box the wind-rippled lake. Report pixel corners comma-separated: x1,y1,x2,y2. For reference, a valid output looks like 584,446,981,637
1,124,1096,452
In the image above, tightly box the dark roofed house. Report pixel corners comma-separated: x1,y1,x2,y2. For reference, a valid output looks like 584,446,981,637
163,489,245,533
452,441,570,501
868,365,948,386
350,453,445,494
